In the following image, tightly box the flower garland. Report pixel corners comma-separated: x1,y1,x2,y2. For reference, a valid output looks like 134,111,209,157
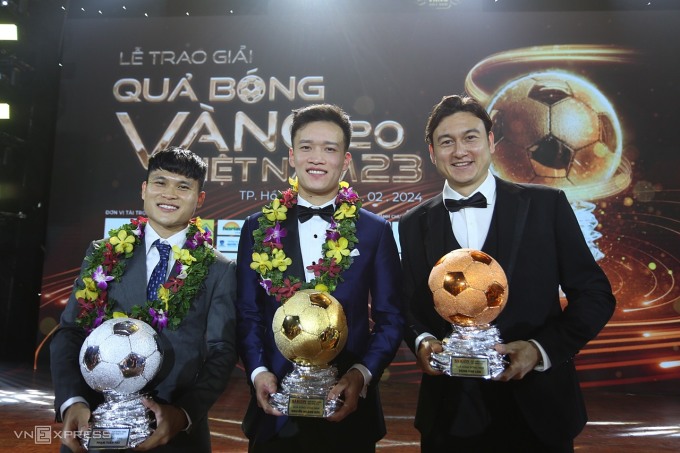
250,177,361,302
74,216,216,333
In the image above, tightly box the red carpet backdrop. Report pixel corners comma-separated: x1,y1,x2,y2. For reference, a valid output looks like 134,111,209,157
38,2,680,393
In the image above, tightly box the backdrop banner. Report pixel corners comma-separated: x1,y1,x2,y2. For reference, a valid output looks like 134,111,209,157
39,8,680,390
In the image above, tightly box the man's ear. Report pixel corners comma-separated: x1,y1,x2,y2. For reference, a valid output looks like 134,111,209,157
289,147,295,168
196,191,206,208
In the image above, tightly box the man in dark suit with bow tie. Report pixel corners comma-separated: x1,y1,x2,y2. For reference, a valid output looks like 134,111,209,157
235,104,404,452
398,95,616,452
51,147,237,452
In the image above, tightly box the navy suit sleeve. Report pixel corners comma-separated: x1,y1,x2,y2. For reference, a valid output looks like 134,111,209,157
235,215,268,377
361,219,405,378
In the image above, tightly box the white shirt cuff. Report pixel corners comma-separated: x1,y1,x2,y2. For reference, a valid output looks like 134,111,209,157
178,406,192,432
251,366,269,384
349,363,372,398
415,332,438,352
528,339,551,371
60,396,89,420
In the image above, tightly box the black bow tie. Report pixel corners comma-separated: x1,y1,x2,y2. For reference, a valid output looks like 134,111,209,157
298,204,335,223
444,192,488,212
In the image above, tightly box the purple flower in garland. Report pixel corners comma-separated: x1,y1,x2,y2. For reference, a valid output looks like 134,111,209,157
264,223,287,246
259,278,273,295
184,237,197,250
326,221,341,241
336,186,360,204
92,265,114,290
130,216,147,238
185,229,212,250
198,229,213,246
92,308,106,329
149,307,169,331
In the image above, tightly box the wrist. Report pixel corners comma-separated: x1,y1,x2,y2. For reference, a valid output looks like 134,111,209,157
419,336,440,352
527,341,544,367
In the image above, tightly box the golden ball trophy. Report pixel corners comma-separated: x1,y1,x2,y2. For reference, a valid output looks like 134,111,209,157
428,249,509,379
270,289,348,417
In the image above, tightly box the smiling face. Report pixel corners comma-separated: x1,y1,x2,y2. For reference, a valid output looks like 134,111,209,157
141,169,205,238
429,111,495,197
289,120,352,204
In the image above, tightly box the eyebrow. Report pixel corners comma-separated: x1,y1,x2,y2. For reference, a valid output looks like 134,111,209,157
297,139,340,147
436,128,482,141
151,174,194,186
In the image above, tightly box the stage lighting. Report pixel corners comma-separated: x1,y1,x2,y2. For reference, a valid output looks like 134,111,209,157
0,103,9,119
0,24,17,41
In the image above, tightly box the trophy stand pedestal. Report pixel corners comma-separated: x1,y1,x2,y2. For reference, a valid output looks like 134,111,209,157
270,364,342,418
82,390,155,450
430,324,507,379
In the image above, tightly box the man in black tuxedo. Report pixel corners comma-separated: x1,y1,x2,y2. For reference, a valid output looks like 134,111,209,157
51,147,237,452
398,95,616,452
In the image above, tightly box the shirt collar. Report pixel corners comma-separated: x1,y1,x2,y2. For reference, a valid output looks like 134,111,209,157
442,171,496,202
297,194,335,209
144,223,189,255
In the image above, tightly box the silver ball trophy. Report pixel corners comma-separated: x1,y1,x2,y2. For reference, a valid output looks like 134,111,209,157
78,317,163,449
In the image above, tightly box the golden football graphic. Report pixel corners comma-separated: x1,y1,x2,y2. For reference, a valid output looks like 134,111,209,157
488,71,623,201
428,249,509,326
272,289,348,366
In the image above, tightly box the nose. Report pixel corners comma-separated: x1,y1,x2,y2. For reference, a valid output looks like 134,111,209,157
452,143,469,158
161,186,178,198
307,147,325,164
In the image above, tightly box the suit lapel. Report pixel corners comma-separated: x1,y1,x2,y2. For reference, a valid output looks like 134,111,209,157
281,205,305,279
494,177,529,285
114,246,148,311
424,198,457,267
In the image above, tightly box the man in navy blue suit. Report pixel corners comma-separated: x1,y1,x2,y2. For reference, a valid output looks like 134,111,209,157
399,95,616,452
236,104,404,452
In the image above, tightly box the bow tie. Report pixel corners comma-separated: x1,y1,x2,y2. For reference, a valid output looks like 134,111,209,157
298,204,335,223
444,192,488,212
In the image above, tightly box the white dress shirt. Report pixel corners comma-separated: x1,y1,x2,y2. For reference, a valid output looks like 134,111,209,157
144,224,189,282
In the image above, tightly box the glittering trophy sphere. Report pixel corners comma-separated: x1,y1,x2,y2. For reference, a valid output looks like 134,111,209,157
78,317,163,449
270,289,348,417
428,249,509,378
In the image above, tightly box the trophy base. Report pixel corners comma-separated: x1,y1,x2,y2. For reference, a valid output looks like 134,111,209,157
269,364,342,418
81,390,155,450
430,324,507,379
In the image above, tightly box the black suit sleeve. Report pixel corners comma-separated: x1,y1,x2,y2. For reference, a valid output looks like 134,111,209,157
532,190,616,365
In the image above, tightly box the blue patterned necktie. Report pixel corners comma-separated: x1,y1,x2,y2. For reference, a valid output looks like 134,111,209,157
147,239,172,301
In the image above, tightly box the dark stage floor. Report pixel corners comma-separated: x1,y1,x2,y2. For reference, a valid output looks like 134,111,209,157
1,362,679,452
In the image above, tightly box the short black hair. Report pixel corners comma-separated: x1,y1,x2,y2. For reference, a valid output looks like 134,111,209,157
147,146,207,191
290,104,352,151
425,95,493,145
